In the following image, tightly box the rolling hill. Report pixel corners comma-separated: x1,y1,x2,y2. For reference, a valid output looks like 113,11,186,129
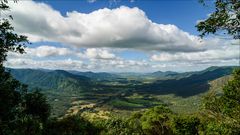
8,68,91,92
138,66,237,97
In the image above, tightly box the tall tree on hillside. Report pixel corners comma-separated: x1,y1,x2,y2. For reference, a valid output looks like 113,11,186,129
197,0,240,134
0,1,50,134
0,0,28,121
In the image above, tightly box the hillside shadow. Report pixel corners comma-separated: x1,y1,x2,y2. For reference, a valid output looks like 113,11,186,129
136,80,210,98
136,68,231,98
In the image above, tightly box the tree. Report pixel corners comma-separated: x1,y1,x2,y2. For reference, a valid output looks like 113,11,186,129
196,1,240,134
196,0,240,39
44,114,98,135
0,67,26,121
0,1,29,132
0,0,27,65
170,115,200,135
24,90,51,122
140,105,172,135
201,69,240,134
0,1,51,134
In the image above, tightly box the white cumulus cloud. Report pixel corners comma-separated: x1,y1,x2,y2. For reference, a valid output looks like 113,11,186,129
79,48,117,59
8,1,205,52
27,46,72,57
151,45,239,62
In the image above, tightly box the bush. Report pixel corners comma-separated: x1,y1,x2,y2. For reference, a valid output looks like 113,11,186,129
44,115,99,135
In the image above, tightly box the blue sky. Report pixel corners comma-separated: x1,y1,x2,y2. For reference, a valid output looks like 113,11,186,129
4,0,238,72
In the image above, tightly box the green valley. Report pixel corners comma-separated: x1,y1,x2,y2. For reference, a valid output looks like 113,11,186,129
7,66,236,117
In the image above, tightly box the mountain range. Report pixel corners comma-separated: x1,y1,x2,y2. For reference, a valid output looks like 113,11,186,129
6,66,238,116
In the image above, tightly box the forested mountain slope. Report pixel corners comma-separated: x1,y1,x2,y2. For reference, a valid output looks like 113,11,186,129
8,68,91,92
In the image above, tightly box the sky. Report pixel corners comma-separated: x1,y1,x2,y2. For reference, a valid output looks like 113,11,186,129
4,0,239,72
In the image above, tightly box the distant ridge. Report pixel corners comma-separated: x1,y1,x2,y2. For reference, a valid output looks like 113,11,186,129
149,71,179,77
8,68,91,91
7,66,238,92
68,70,119,80
139,66,238,97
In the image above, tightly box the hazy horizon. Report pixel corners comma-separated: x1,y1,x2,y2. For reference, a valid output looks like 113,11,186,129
6,65,238,74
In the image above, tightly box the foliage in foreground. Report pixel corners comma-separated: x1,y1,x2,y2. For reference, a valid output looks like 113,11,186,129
200,69,240,134
197,0,240,39
44,115,98,135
